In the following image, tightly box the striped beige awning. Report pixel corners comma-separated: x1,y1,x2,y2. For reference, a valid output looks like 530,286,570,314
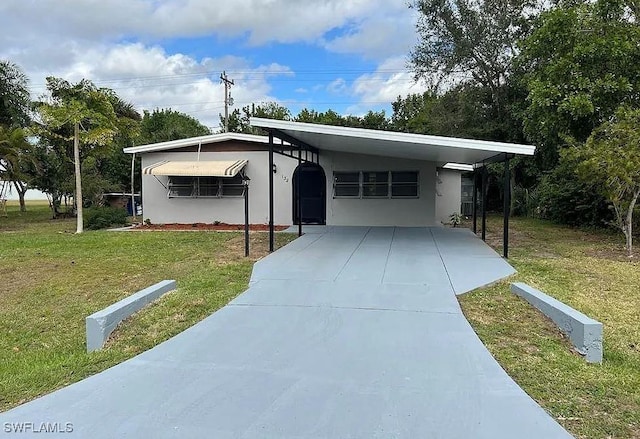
142,160,248,177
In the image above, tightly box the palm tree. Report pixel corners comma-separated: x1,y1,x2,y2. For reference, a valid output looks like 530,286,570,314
37,78,119,233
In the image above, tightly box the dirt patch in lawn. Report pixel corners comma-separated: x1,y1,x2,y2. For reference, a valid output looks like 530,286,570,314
133,223,290,232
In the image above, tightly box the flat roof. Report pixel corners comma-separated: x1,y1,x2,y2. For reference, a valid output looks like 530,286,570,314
250,118,535,167
123,132,270,154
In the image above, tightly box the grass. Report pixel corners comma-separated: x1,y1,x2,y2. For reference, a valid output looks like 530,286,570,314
458,216,640,439
0,201,294,411
3,202,639,437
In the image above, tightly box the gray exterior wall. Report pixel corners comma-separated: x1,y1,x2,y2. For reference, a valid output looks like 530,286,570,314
141,151,297,225
435,168,462,225
319,151,437,227
139,146,458,227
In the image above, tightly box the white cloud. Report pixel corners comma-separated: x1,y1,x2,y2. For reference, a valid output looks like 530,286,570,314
23,43,290,130
0,0,425,126
0,0,399,47
322,4,419,61
327,78,348,95
346,56,430,115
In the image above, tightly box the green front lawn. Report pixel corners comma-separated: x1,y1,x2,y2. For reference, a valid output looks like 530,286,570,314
0,201,294,411
459,216,640,439
3,203,639,438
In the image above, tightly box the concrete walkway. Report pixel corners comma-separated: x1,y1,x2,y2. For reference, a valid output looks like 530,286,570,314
0,227,572,438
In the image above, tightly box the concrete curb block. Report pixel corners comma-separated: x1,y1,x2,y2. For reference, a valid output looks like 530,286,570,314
86,280,177,352
511,282,603,363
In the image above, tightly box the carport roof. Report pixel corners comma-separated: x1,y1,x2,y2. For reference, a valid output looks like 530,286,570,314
250,117,535,167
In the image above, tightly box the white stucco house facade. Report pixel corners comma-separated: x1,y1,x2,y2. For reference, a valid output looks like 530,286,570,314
123,120,534,229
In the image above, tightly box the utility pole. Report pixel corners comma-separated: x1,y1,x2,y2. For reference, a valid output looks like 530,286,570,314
220,71,234,132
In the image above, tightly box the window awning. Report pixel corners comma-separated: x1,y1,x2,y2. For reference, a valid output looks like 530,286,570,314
142,160,248,177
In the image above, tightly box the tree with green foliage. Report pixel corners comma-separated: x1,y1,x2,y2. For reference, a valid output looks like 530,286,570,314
224,102,291,134
0,60,31,128
574,107,640,257
140,108,210,144
533,154,612,227
410,0,539,107
36,78,120,233
0,61,33,210
355,110,390,130
514,0,640,227
391,92,439,134
101,94,142,196
0,127,33,211
392,85,526,142
295,108,389,130
408,0,541,215
518,0,640,169
32,78,141,223
295,108,344,126
27,142,73,218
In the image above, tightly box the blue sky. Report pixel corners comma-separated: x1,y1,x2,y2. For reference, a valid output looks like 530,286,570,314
0,1,429,130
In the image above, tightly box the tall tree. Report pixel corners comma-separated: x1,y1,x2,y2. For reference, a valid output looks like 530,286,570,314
518,0,640,168
139,108,209,144
574,106,640,257
0,60,31,128
36,78,119,233
409,0,537,211
101,92,142,194
410,0,540,109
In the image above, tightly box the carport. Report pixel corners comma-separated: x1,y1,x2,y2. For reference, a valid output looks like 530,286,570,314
250,118,536,258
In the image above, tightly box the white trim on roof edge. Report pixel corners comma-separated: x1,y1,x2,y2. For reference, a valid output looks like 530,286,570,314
250,117,535,157
123,132,269,154
443,163,475,171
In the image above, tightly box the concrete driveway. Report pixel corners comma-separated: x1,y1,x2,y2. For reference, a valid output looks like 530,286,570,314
0,227,572,438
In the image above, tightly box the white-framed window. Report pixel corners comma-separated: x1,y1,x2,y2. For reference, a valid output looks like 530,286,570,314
362,172,389,198
391,171,419,198
334,172,361,198
168,175,245,198
333,171,419,199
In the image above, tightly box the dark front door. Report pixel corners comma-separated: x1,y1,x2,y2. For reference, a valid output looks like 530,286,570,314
293,163,326,225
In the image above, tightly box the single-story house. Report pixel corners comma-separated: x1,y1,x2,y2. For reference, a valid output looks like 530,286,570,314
124,119,534,255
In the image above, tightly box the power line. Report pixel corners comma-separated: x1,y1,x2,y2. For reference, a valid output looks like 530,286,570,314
27,68,417,87
26,69,422,92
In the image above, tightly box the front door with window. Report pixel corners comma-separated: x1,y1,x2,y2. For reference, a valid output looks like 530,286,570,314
293,163,326,224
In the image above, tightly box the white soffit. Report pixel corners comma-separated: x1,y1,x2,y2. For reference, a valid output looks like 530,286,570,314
250,118,535,166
